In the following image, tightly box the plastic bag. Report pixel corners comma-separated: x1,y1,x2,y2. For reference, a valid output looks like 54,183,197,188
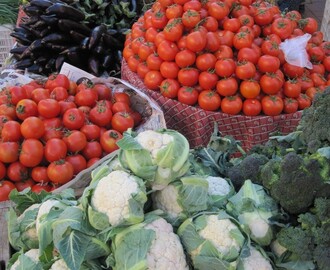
279,33,313,69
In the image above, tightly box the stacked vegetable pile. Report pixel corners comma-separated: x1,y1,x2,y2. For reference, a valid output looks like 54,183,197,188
123,0,330,116
10,0,141,76
0,74,143,201
6,89,330,270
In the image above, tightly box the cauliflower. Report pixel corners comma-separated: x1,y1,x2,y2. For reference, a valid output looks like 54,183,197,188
206,176,235,208
270,240,287,258
10,249,40,270
240,247,273,270
36,200,61,233
50,259,70,270
112,214,189,270
86,169,147,230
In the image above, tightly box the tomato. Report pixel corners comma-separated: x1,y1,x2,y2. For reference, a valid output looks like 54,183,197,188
253,7,273,26
80,124,101,141
223,17,241,32
177,86,199,105
50,86,69,101
22,84,36,99
157,40,179,61
151,10,168,29
178,68,199,86
138,42,157,61
260,72,283,95
215,77,237,97
271,17,293,40
0,104,16,120
320,41,330,56
0,161,6,179
283,98,299,114
31,166,50,183
214,45,234,59
175,49,196,68
166,3,183,19
240,80,261,99
62,130,87,153
123,45,134,61
160,61,180,79
111,101,131,114
9,86,27,105
42,117,63,141
236,47,259,65
89,100,113,127
0,180,16,201
207,2,229,20
182,9,201,28
127,55,140,73
100,129,123,154
160,79,180,98
310,72,327,87
30,88,49,104
19,139,44,167
0,141,19,163
113,92,130,105
310,63,325,75
198,90,221,111
47,160,74,185
297,93,312,110
186,30,207,52
235,61,256,80
82,141,103,160
15,99,38,121
308,46,325,63
323,56,330,72
1,121,21,142
147,53,164,71
37,99,61,118
6,161,28,182
198,71,218,90
202,16,219,32
144,70,164,90
231,3,250,18
196,53,217,71
282,63,305,78
233,31,253,50
261,95,284,116
66,154,87,175
31,183,52,193
221,95,243,115
15,178,35,192
45,74,70,91
74,89,98,108
299,17,318,34
261,40,280,57
215,58,236,77
205,31,221,52
137,63,149,80
257,55,280,73
183,0,202,11
242,98,262,116
111,112,135,133
86,158,100,168
238,14,254,27
305,86,323,100
58,100,77,115
62,108,85,130
44,138,67,162
283,79,302,98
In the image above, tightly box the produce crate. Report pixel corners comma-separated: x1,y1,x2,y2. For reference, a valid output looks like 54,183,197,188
321,0,330,41
121,59,303,151
0,24,15,72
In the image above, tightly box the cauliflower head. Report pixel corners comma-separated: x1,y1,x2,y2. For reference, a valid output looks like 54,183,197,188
206,176,235,208
91,170,147,227
49,259,70,270
36,200,61,233
10,249,40,270
240,247,273,270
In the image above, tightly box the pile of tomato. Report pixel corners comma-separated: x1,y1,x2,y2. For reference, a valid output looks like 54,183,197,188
0,74,142,201
123,0,330,116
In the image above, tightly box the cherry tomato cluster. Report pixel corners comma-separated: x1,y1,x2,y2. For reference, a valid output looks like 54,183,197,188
123,0,330,116
0,74,142,201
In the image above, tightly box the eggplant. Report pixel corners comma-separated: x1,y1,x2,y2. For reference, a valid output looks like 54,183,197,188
55,55,66,71
41,33,69,44
27,64,44,74
40,27,53,38
30,0,53,9
23,16,39,26
80,37,90,50
23,5,43,16
58,19,91,36
19,24,41,38
10,32,32,45
106,28,118,36
14,58,34,69
69,30,86,43
101,33,122,50
40,15,59,26
45,58,56,70
88,56,100,76
30,20,47,30
46,3,85,21
94,45,106,55
88,24,107,50
102,54,113,69
33,56,49,65
10,46,29,55
43,43,68,52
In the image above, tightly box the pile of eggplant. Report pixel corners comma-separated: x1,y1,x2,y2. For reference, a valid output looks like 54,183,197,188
10,0,140,76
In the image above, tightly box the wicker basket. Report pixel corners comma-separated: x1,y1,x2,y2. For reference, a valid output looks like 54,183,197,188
0,24,15,72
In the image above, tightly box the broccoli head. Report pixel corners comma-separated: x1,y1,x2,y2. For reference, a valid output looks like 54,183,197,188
226,153,269,189
260,152,326,214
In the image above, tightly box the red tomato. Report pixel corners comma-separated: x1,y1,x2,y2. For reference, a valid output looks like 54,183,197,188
198,90,221,111
38,99,61,118
58,100,77,115
31,166,50,183
297,93,312,109
198,71,219,90
31,88,50,103
20,116,45,139
177,86,199,105
44,138,67,162
257,55,280,73
178,68,199,86
15,178,35,192
221,95,243,115
0,141,19,163
242,98,262,116
63,130,87,153
82,141,103,160
283,79,302,98
160,79,180,98
261,40,280,57
62,108,86,130
207,2,229,20
45,74,70,91
80,124,101,141
214,45,234,59
144,71,164,90
151,9,168,29
7,161,29,182
223,17,241,32
138,42,157,61
86,158,100,168
215,58,236,77
31,183,52,193
74,89,98,107
50,87,69,101
283,63,305,78
216,77,238,96
186,30,207,52
299,17,318,34
196,53,217,71
175,49,196,68
283,98,299,114
260,72,283,95
19,139,44,167
147,53,164,70
160,61,180,79
310,72,327,87
137,62,151,79
240,80,261,99
235,61,256,80
261,95,284,116
42,117,63,141
15,99,38,121
205,31,221,52
47,160,74,185
202,16,219,32
182,9,201,28
89,100,113,127
166,3,183,19
0,180,16,201
157,40,179,61
253,7,273,26
113,92,130,105
111,112,135,133
308,46,325,63
233,31,253,50
66,154,87,175
1,121,21,142
9,86,27,105
111,101,131,114
271,17,293,40
100,129,123,154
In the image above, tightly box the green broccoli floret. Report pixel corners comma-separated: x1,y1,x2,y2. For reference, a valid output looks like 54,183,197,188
260,152,325,214
226,153,269,189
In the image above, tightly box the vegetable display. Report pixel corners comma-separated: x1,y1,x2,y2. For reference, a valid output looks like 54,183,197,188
0,74,143,200
123,0,330,116
9,0,142,76
6,88,330,270
0,0,19,25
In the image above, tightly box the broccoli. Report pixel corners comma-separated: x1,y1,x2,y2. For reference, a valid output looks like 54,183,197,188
259,152,328,215
226,153,269,189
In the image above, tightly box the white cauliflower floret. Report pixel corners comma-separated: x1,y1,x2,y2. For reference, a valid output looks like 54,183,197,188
243,212,270,239
50,258,70,270
36,200,60,233
270,240,287,258
18,203,40,240
198,215,241,256
152,185,183,219
91,170,139,226
10,249,40,270
136,130,173,160
145,218,188,270
242,247,273,270
206,176,231,196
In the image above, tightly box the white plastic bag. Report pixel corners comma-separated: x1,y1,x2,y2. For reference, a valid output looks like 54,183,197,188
279,33,313,69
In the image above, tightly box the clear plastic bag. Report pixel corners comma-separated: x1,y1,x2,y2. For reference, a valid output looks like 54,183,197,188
279,33,313,69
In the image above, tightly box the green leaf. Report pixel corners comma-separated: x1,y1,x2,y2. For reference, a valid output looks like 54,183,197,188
15,254,43,270
117,132,143,150
88,205,110,231
57,230,91,270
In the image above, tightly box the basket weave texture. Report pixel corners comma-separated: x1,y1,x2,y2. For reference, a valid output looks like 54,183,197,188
0,24,15,71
